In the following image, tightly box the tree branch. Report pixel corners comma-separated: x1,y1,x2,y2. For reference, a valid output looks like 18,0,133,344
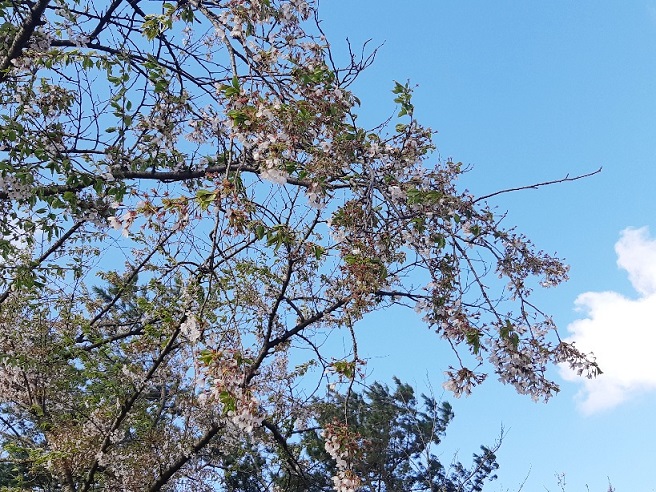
0,0,51,83
0,220,84,308
83,229,176,331
261,419,309,484
474,167,602,203
80,324,183,491
246,298,349,385
147,422,224,492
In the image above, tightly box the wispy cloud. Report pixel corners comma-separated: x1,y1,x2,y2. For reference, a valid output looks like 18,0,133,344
648,5,656,27
562,227,656,414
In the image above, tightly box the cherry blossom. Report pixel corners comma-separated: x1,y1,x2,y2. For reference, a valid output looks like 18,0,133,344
0,0,600,489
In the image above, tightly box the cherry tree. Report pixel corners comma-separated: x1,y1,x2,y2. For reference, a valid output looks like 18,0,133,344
0,0,599,490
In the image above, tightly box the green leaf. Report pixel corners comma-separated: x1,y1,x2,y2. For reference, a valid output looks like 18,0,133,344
411,217,425,233
343,254,359,265
198,350,215,366
466,330,481,354
500,321,520,349
219,391,236,413
392,81,405,94
180,6,196,23
195,189,216,210
431,234,446,249
154,79,169,93
220,85,240,97
333,360,355,379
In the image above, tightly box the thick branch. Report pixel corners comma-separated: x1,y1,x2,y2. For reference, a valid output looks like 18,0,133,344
147,422,224,492
0,0,51,83
246,298,349,385
249,255,297,383
80,324,183,491
261,419,309,484
0,220,84,308
87,0,124,43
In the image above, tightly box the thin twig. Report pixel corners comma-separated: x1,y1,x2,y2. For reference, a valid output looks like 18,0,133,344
474,167,602,203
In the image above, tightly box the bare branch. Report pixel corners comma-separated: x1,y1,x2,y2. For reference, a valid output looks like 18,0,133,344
474,167,602,203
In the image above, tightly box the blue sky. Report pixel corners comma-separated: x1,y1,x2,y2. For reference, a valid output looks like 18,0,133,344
320,1,656,490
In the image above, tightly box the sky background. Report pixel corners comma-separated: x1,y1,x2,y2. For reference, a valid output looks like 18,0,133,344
318,1,656,490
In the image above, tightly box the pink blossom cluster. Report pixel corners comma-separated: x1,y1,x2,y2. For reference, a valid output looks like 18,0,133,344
204,349,263,433
321,422,362,492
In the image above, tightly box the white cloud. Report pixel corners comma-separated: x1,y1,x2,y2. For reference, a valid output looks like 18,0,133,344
562,227,656,414
615,228,656,296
